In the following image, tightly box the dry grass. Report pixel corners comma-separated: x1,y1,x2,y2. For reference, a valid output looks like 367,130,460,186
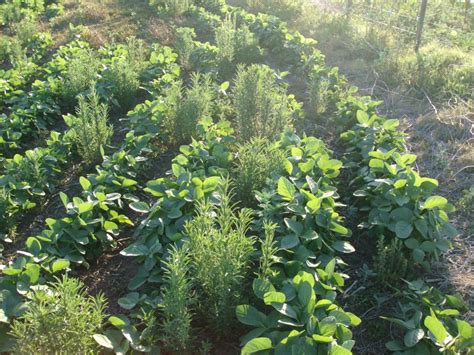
52,0,172,48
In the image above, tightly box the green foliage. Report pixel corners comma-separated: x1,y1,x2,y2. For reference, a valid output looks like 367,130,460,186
233,64,293,142
381,44,474,101
185,180,255,331
123,118,234,294
258,221,279,280
103,37,146,110
60,49,100,110
163,73,215,143
256,133,353,266
382,279,473,354
354,149,457,266
237,270,360,354
0,133,69,241
307,71,331,119
11,275,106,354
150,0,191,16
64,87,113,165
246,0,304,21
215,14,261,77
175,27,196,71
233,137,285,208
196,0,224,12
160,246,193,352
373,235,408,284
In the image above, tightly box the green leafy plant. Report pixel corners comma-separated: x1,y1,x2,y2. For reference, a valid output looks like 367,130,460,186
308,71,331,119
150,0,191,16
185,180,255,331
175,27,196,72
103,37,146,111
215,14,261,78
163,73,215,143
60,49,100,110
382,279,473,354
373,235,408,284
257,221,279,281
237,270,360,354
233,64,293,142
11,275,107,354
233,137,285,208
64,86,113,165
159,245,194,352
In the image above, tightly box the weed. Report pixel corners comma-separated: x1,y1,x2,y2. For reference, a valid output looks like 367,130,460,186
64,86,113,165
373,235,408,284
160,245,193,352
215,14,261,78
61,50,100,110
258,221,279,280
104,38,146,111
308,71,331,119
233,64,292,142
11,275,107,354
151,0,191,17
163,73,215,143
175,27,196,71
185,179,255,331
233,137,285,208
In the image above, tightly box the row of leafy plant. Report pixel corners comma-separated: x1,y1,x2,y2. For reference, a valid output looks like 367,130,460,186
335,93,472,353
0,38,179,248
0,43,180,350
147,1,473,353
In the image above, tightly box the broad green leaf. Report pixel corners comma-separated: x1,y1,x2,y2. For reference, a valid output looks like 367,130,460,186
356,110,369,124
347,312,362,326
52,259,70,273
307,198,322,211
277,177,295,201
77,202,94,214
93,334,114,349
59,192,69,208
319,316,337,336
297,281,313,305
329,344,352,355
253,278,276,300
129,202,150,213
424,316,447,344
203,176,220,192
242,337,272,355
395,221,413,239
404,328,425,347
120,244,148,257
272,303,298,320
118,292,140,310
236,305,266,327
312,334,334,343
104,221,118,231
412,248,425,263
79,176,91,191
332,241,355,253
423,196,448,210
456,320,473,339
109,315,130,328
369,159,384,169
264,291,286,305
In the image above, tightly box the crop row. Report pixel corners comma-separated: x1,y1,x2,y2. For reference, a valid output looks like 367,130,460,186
0,0,471,354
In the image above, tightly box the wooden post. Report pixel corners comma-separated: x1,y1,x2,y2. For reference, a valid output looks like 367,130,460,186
415,0,428,52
